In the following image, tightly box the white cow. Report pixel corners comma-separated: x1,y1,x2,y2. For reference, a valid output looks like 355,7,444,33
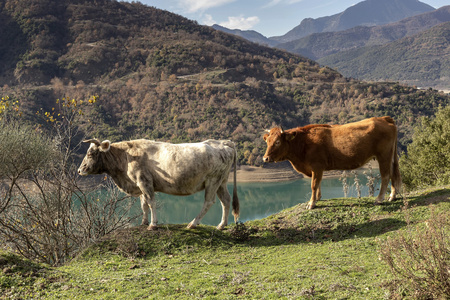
78,139,239,230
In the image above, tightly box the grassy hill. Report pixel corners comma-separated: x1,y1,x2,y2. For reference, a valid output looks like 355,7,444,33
1,186,449,299
318,22,450,90
0,0,449,165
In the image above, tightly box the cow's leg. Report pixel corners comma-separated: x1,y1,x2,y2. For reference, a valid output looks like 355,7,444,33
137,176,158,230
375,160,390,204
145,194,158,230
187,182,218,229
388,162,400,202
317,183,322,202
388,181,397,202
216,182,231,230
140,195,150,226
307,170,323,209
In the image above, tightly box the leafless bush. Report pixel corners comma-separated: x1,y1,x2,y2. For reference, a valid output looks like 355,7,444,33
0,155,138,265
380,205,450,299
363,164,380,197
339,166,380,198
339,171,349,197
351,170,362,199
0,96,138,265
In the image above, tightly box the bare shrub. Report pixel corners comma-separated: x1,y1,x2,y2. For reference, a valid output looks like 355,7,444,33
351,170,362,199
380,205,450,299
363,164,380,197
0,172,137,265
339,171,349,197
0,96,138,265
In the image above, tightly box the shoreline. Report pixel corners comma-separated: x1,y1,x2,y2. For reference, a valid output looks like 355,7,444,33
230,161,379,183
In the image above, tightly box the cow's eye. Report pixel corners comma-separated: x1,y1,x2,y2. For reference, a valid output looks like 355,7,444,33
275,140,281,146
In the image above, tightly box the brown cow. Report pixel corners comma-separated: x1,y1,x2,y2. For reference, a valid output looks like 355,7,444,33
263,117,401,209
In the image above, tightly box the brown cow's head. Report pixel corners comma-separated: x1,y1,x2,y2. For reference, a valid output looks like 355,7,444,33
263,127,296,163
77,139,111,176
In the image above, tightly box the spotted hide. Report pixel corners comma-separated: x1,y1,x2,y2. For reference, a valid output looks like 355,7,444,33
78,139,239,230
263,117,401,209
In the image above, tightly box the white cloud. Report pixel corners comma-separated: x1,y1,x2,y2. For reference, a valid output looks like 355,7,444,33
263,0,305,8
263,0,283,8
219,15,260,30
287,0,306,4
180,0,236,13
203,14,216,26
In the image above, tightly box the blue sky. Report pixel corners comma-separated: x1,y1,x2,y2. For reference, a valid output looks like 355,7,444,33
126,0,448,37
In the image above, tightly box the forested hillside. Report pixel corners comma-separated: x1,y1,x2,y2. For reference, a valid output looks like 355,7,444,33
0,0,449,165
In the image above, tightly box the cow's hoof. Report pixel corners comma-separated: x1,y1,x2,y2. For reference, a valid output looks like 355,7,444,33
147,224,158,230
306,203,316,210
216,224,226,230
187,222,197,229
141,221,149,226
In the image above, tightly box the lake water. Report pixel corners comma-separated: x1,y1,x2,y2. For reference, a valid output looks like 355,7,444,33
128,171,381,226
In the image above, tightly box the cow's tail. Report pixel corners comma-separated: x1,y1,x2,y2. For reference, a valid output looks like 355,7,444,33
232,145,240,222
391,123,402,195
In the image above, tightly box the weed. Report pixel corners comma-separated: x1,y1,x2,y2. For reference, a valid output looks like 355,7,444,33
364,164,381,197
351,170,362,198
339,171,349,197
380,205,450,299
228,222,251,241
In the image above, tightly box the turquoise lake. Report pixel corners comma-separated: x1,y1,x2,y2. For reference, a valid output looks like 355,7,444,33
127,172,381,226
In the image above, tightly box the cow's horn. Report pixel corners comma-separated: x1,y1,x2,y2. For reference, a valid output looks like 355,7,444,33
83,139,100,146
280,126,284,134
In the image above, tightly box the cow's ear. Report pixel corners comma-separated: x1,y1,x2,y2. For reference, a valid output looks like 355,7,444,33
263,133,269,141
99,140,111,152
285,132,297,141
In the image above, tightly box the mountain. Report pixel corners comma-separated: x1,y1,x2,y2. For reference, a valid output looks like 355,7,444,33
278,5,450,60
270,0,435,43
212,24,278,47
0,0,448,163
318,22,450,90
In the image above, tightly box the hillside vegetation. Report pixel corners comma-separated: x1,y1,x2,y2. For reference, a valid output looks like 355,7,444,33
1,187,449,299
0,0,449,165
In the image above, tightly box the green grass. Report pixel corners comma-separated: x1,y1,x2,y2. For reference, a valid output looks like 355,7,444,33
1,186,449,299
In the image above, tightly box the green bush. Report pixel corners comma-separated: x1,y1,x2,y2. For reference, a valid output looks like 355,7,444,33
400,106,450,190
0,121,55,180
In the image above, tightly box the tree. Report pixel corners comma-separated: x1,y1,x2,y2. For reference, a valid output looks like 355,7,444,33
400,106,450,190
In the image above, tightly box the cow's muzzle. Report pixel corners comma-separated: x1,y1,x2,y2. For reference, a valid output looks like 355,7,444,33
263,156,273,163
77,167,87,176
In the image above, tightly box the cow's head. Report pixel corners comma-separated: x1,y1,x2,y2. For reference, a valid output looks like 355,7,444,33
263,127,296,163
77,139,111,176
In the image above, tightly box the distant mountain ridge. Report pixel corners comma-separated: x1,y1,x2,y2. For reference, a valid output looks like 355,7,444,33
278,5,450,60
211,24,277,47
270,0,435,43
318,21,450,90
